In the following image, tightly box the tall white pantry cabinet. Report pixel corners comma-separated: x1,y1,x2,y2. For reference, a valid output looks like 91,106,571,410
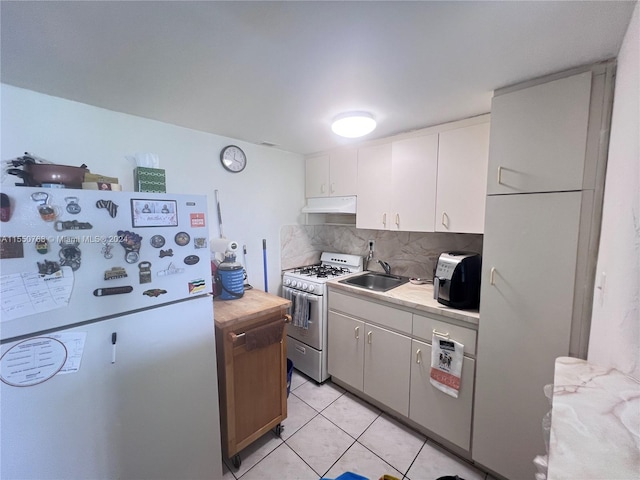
472,61,616,480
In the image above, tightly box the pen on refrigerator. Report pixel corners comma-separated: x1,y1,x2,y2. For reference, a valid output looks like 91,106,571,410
111,332,117,364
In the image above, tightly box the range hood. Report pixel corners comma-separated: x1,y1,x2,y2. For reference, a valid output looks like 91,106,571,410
301,196,357,214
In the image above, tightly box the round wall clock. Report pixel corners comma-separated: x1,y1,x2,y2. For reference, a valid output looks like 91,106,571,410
220,145,247,173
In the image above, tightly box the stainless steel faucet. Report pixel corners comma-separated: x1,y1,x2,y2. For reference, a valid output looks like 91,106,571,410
377,260,391,275
364,243,375,270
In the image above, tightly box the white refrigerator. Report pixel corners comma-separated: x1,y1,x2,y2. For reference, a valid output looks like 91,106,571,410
0,186,222,479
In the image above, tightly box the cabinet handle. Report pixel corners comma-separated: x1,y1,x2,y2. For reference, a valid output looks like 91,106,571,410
497,166,504,185
321,184,326,193
416,349,422,364
354,326,359,339
441,212,449,229
395,213,400,227
382,213,387,227
367,331,372,344
330,183,335,194
433,329,450,339
490,267,496,285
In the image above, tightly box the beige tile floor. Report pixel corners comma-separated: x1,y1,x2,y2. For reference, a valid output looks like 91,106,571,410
222,369,490,480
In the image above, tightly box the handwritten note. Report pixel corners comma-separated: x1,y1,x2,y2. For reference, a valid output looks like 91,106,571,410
0,267,74,321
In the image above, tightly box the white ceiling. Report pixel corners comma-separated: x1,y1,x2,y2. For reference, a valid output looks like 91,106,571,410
1,1,636,155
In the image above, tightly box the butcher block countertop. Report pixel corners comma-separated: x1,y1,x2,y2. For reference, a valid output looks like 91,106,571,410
214,289,291,329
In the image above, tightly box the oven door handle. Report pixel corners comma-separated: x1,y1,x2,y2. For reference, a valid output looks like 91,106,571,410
283,286,322,302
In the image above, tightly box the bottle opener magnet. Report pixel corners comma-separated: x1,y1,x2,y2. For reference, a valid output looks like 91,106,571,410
118,230,142,264
31,192,60,222
65,197,81,214
138,261,152,284
59,238,82,271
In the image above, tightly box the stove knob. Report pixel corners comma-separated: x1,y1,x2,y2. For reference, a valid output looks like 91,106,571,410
284,278,291,286
302,283,308,290
294,281,301,288
307,284,315,293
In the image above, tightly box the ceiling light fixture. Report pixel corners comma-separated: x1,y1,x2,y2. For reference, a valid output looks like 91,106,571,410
331,112,377,138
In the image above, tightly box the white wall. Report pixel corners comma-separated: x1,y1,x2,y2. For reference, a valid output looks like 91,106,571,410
0,85,306,293
588,2,640,380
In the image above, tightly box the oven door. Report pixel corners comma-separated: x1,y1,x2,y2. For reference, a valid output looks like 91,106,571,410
282,286,324,350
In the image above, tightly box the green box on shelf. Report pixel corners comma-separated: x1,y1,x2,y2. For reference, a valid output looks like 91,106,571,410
134,167,166,193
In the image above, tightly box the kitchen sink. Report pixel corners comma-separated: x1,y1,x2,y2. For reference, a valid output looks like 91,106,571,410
339,272,410,292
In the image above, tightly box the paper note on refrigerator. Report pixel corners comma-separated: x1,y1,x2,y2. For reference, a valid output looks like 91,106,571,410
0,266,74,321
51,332,87,375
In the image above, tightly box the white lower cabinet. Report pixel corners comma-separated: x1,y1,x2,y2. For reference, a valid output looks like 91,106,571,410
328,311,364,390
328,311,411,416
364,323,411,417
328,289,477,452
409,339,475,451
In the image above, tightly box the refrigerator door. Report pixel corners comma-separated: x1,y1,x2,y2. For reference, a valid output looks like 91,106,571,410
0,297,222,479
0,186,212,341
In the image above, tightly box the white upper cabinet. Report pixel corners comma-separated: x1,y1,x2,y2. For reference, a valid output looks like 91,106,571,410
356,143,393,230
391,134,439,232
356,135,438,232
487,72,592,194
305,147,358,198
435,121,490,233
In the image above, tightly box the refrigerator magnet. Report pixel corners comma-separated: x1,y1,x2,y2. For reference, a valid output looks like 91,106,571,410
96,199,118,218
36,238,49,254
104,267,127,281
0,237,24,259
65,196,81,214
138,261,152,284
150,235,165,248
143,288,167,297
174,232,190,246
159,248,173,258
117,230,142,264
184,255,200,265
131,199,177,227
93,286,134,297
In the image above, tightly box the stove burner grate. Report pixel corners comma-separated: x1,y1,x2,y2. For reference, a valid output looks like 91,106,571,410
293,264,352,278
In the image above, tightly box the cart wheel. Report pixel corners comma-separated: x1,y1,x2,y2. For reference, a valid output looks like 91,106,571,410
274,423,284,437
231,454,241,469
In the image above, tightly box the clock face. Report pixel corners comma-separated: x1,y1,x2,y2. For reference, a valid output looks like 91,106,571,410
220,145,247,173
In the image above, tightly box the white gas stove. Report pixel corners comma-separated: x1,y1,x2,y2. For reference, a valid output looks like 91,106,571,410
282,252,363,382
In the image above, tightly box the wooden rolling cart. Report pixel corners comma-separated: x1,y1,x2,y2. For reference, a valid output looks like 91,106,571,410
214,289,291,469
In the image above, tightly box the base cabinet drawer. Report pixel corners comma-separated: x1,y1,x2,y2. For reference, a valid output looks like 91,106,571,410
413,313,477,356
409,339,475,450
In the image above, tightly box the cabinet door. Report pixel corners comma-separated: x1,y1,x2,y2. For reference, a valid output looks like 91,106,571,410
356,143,392,229
329,147,358,196
473,191,582,480
391,134,438,232
436,122,490,233
487,72,592,194
409,339,475,451
328,311,364,391
363,323,411,416
305,154,330,197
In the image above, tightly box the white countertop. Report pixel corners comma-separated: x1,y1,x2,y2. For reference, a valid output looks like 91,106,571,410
327,276,479,327
547,357,640,480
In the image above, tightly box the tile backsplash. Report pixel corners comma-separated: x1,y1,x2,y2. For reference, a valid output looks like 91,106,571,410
281,225,483,280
